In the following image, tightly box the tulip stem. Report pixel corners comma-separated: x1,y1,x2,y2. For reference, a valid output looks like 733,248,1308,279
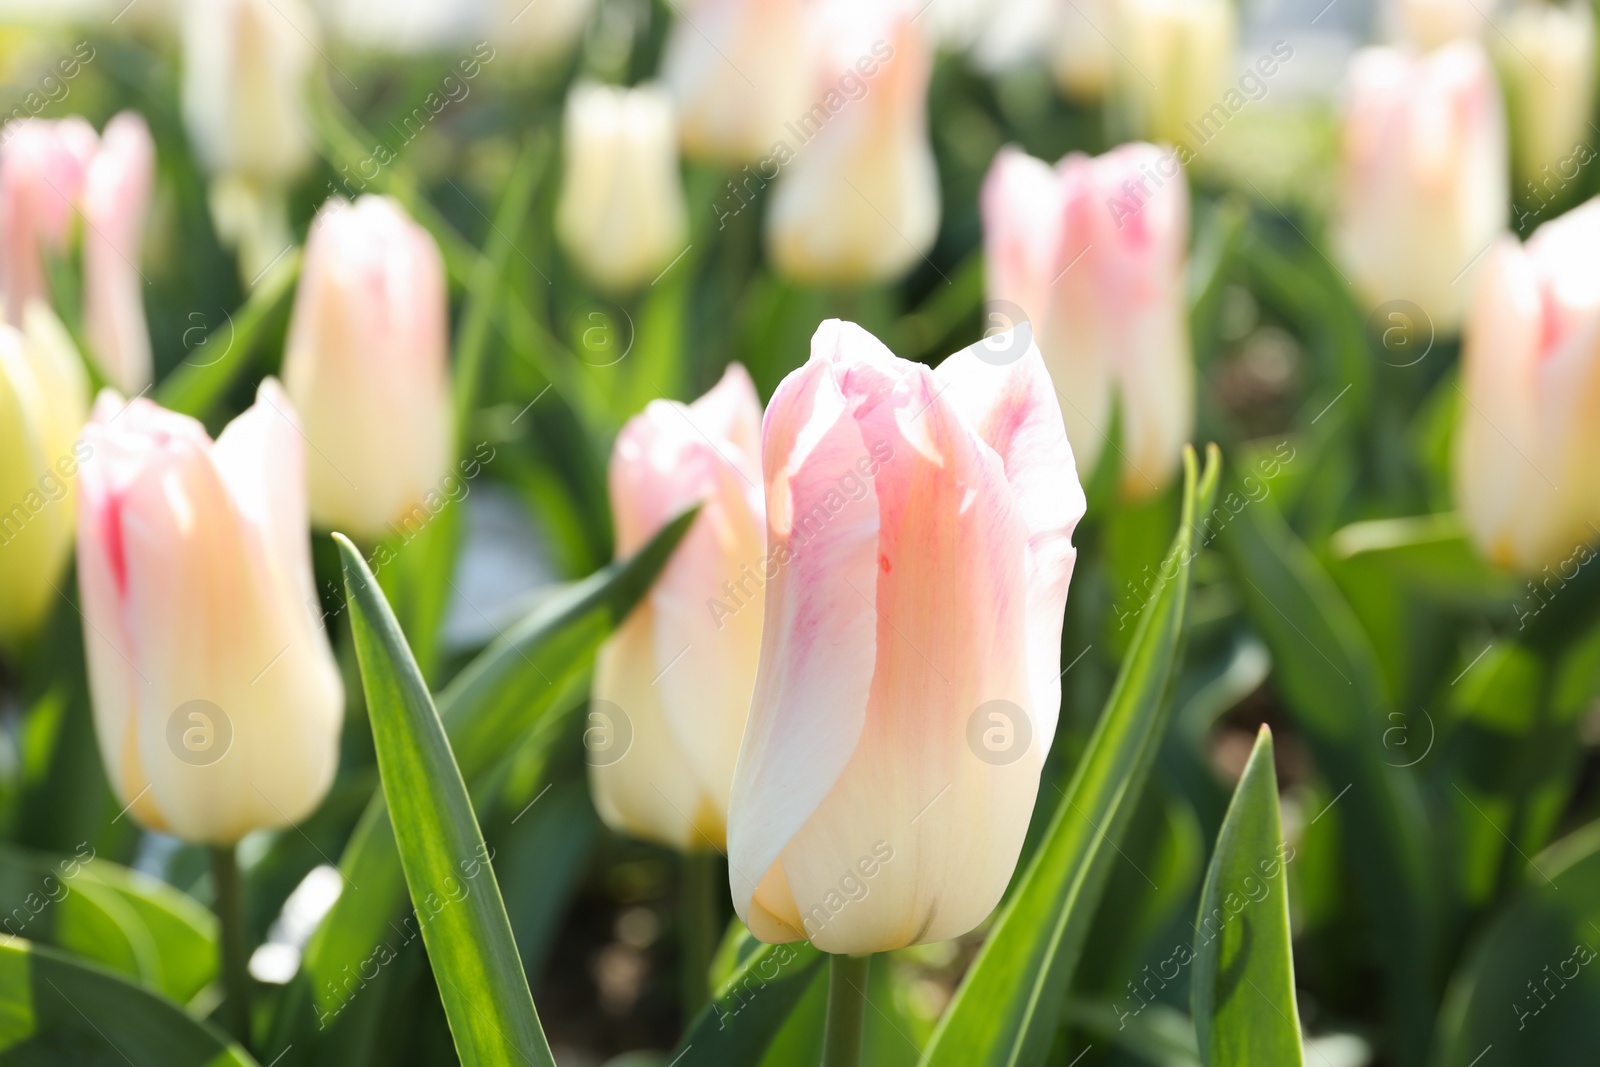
681,850,721,1020
210,844,253,1054
821,953,871,1067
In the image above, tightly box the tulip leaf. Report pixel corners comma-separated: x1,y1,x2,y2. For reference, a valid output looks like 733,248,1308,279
1191,726,1303,1067
1435,820,1600,1067
919,443,1221,1067
266,509,697,1057
1218,483,1436,1066
336,532,554,1067
71,849,217,1004
1328,513,1519,607
0,937,254,1065
0,844,154,989
669,928,825,1066
154,248,303,420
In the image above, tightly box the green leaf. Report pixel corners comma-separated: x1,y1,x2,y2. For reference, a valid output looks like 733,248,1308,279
670,931,824,1066
154,249,302,420
75,852,218,1005
266,510,696,1056
1435,820,1600,1067
1218,486,1435,1066
336,533,554,1067
1192,726,1303,1067
1328,513,1519,607
918,443,1221,1067
0,844,150,988
0,938,253,1065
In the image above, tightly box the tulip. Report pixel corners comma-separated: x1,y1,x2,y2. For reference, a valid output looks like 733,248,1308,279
981,142,1194,498
282,195,453,541
321,0,468,53
0,112,154,393
1391,0,1501,51
0,305,89,649
1454,196,1600,573
490,0,596,64
556,82,690,292
765,4,940,285
76,380,343,844
1334,42,1508,335
0,116,97,329
181,0,316,280
727,319,1084,953
82,112,156,394
662,0,813,163
589,365,765,851
1114,0,1237,147
1498,1,1596,192
1052,0,1116,102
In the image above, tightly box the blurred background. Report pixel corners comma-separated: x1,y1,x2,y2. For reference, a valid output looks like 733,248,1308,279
0,0,1595,1065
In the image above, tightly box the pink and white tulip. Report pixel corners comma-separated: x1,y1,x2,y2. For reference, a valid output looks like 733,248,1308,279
590,366,766,851
982,142,1194,498
1455,196,1600,573
663,0,814,163
1335,43,1508,334
282,196,453,541
765,3,940,284
727,320,1083,953
0,112,156,393
77,381,343,844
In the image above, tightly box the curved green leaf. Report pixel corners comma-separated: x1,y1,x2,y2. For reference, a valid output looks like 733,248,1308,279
919,443,1221,1067
671,928,824,1067
0,938,253,1065
1192,726,1303,1067
336,533,554,1067
0,845,147,987
267,508,696,1056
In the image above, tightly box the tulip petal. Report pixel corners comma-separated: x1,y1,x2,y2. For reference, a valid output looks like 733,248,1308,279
82,111,155,393
728,327,882,927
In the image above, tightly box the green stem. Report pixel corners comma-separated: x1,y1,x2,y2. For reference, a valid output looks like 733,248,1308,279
211,844,253,1054
821,953,871,1067
681,851,721,1021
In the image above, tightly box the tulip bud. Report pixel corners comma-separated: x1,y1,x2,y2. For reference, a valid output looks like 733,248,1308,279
1114,0,1237,146
556,82,690,293
1454,197,1600,573
82,112,155,394
1334,43,1508,335
0,117,97,329
589,366,765,851
727,320,1083,953
76,381,343,844
490,0,595,64
765,3,940,285
1498,1,1596,190
662,0,814,163
282,196,453,542
0,305,89,649
981,142,1194,498
181,0,316,280
1052,0,1115,102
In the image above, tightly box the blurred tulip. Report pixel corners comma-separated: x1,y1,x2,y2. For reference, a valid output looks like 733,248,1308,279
1052,0,1116,102
1390,0,1501,50
82,112,155,394
0,116,97,328
765,3,940,285
77,380,343,844
322,0,468,52
589,366,765,851
1498,1,1595,190
981,142,1193,498
0,304,89,649
1115,0,1236,146
282,195,452,541
727,319,1083,953
662,0,813,163
181,0,316,280
1334,43,1507,335
1455,197,1600,573
490,0,595,64
556,82,690,292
